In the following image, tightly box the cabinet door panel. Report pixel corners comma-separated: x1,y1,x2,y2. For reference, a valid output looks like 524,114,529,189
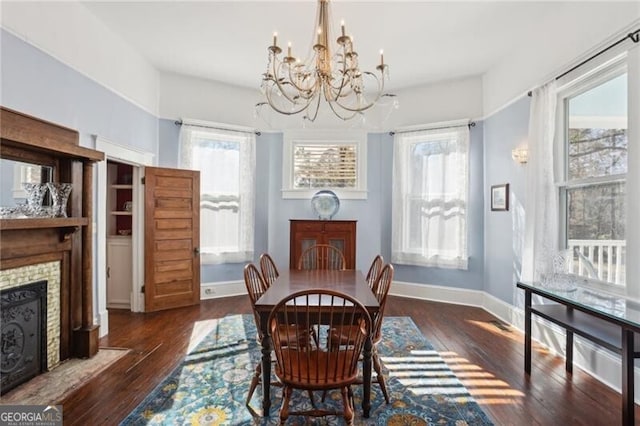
290,220,356,269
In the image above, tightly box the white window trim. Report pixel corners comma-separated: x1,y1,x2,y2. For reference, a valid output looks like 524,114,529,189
282,130,367,200
179,121,256,265
391,123,470,269
555,55,631,292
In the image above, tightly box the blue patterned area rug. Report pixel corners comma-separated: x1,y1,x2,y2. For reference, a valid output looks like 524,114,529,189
121,315,493,425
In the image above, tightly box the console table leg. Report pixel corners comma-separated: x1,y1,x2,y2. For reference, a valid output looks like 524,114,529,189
565,331,573,374
524,290,532,375
622,329,634,426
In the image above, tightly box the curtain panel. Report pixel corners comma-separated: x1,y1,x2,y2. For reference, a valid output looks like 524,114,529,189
392,126,469,269
179,125,256,264
521,81,558,282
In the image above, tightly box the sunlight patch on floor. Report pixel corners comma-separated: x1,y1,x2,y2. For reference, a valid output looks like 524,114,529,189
381,347,524,406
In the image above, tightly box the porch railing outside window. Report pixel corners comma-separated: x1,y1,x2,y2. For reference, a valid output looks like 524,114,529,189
567,239,626,285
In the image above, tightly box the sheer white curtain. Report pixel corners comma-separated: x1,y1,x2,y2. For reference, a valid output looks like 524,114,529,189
179,124,255,264
521,81,558,282
392,126,469,269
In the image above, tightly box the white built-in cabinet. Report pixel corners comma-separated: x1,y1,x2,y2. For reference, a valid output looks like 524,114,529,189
107,236,132,309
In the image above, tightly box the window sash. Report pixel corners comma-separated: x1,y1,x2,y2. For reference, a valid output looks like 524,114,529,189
179,125,255,264
282,130,367,199
557,58,628,287
292,142,358,189
392,125,469,269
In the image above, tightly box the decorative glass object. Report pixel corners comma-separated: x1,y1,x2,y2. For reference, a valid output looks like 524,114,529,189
22,182,47,207
540,250,579,292
47,183,73,218
311,190,340,220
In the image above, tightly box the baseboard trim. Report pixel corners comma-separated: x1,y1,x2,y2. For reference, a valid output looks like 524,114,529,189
98,309,109,338
391,280,638,403
201,280,245,300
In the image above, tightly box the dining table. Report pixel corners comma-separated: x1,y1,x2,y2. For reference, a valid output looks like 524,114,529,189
254,268,380,418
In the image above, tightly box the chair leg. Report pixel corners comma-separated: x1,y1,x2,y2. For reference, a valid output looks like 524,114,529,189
246,362,262,406
280,385,292,424
341,386,354,426
373,350,390,404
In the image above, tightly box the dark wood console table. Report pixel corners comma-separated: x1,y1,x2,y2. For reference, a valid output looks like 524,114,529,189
517,281,640,425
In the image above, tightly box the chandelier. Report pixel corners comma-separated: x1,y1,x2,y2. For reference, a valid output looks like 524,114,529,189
258,0,389,122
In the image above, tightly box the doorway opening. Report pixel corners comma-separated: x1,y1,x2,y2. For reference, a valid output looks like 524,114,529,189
95,136,154,337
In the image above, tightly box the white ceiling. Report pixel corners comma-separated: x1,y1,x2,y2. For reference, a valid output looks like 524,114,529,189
79,1,598,92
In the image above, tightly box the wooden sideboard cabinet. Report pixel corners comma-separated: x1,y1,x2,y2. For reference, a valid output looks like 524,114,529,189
289,220,357,269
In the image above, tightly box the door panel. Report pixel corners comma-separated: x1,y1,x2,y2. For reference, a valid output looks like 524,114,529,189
145,166,200,312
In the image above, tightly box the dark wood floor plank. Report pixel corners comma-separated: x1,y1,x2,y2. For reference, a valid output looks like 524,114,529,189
57,295,634,425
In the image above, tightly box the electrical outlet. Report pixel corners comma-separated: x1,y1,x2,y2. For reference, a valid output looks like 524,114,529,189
205,288,215,295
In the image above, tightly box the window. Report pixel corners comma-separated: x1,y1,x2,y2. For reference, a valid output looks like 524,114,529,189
391,124,469,269
557,60,627,287
179,123,255,264
283,130,367,199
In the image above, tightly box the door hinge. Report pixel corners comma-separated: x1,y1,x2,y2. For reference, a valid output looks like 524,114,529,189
141,285,145,293
141,176,145,185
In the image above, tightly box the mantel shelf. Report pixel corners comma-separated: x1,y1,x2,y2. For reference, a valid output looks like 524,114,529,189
0,217,90,231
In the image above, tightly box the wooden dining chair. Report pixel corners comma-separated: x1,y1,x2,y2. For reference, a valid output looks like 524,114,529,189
244,263,315,407
297,244,346,270
243,263,270,405
259,253,279,288
268,289,372,425
365,254,384,289
329,263,394,404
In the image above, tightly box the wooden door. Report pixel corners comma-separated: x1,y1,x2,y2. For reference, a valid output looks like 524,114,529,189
144,166,200,312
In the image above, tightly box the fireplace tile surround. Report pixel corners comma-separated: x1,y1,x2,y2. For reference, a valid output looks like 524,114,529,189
0,261,61,370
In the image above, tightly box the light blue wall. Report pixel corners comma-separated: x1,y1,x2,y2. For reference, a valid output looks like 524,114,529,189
390,123,486,290
1,29,158,318
0,30,157,153
483,96,530,303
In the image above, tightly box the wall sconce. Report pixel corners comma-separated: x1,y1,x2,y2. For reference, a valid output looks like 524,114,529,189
511,147,528,164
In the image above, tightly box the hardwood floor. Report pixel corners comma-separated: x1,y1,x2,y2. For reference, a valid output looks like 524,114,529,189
60,295,635,425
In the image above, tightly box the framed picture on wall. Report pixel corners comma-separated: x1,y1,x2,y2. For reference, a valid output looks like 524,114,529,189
491,183,509,211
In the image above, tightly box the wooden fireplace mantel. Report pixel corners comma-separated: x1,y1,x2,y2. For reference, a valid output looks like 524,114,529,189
0,106,105,360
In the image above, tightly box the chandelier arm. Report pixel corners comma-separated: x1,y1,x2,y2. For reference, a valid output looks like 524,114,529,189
325,96,360,121
284,52,322,96
264,82,313,116
327,46,352,102
304,85,324,122
331,71,385,113
269,60,308,106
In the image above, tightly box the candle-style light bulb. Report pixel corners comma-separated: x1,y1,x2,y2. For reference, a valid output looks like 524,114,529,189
317,27,322,44
273,32,278,46
380,49,384,66
288,41,292,57
341,19,346,37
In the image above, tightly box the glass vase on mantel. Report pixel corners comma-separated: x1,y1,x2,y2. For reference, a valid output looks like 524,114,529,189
22,183,49,217
47,183,73,218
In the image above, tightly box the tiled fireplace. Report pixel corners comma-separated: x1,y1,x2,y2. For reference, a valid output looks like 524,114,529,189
0,262,61,393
